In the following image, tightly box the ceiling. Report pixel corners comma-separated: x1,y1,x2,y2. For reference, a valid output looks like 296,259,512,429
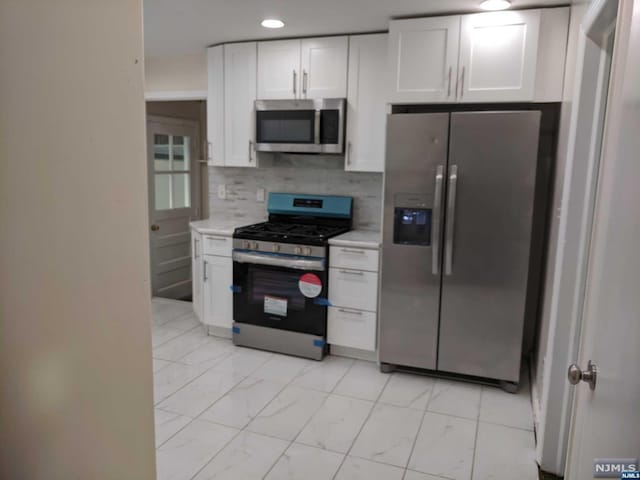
143,0,568,57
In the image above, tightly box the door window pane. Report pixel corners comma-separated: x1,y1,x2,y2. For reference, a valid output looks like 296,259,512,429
152,132,192,211
172,136,189,171
172,174,190,209
155,174,171,210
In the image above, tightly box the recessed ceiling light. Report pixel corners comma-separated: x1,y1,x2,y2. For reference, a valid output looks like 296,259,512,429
261,19,285,29
480,0,511,10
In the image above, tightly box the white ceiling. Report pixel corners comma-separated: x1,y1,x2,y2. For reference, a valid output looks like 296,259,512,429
143,0,568,57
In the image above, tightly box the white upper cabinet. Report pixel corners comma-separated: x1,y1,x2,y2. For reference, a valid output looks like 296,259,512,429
346,34,387,173
257,40,301,99
223,42,257,167
388,16,461,103
206,45,225,166
458,10,541,102
300,36,348,99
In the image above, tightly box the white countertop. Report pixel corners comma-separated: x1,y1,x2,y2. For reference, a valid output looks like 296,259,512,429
329,230,381,249
190,217,264,237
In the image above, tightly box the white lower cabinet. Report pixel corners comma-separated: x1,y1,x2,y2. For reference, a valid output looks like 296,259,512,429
328,307,377,351
191,230,203,320
329,268,378,313
203,254,233,330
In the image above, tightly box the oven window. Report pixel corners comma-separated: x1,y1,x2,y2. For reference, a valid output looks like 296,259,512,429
250,269,306,311
256,110,314,144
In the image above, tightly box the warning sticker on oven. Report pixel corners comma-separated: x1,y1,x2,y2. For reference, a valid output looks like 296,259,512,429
299,273,322,298
264,295,288,316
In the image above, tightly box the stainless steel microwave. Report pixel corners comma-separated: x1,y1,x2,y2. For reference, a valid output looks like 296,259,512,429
255,98,345,154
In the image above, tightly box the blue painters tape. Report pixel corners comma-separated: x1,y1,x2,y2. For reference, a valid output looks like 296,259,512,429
314,297,332,306
313,339,326,347
230,285,241,293
232,326,240,334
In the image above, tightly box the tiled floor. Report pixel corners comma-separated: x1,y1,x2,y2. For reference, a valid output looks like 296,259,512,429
151,298,538,480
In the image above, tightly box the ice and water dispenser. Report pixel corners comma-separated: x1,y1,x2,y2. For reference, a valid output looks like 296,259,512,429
393,194,432,246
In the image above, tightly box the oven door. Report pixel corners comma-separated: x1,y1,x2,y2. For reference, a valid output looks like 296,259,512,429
232,250,328,336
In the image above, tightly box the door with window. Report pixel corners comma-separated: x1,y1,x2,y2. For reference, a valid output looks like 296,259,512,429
147,116,200,299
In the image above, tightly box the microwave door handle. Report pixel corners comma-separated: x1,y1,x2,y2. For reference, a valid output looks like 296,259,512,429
314,110,320,144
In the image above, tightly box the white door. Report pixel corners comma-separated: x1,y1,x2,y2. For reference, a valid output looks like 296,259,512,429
147,116,200,299
388,16,460,103
203,255,233,329
224,42,257,167
257,40,301,99
458,10,540,102
565,1,640,478
191,230,203,319
300,36,348,99
207,45,225,166
346,34,387,172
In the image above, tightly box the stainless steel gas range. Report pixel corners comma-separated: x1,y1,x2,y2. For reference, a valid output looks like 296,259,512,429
231,193,353,360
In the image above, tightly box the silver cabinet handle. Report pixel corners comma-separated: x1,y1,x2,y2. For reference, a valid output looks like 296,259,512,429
432,165,444,275
314,110,320,144
459,66,465,99
248,140,253,162
338,308,363,316
303,70,308,97
207,141,212,160
341,248,365,254
203,260,208,282
292,70,297,96
447,67,452,97
346,141,352,165
206,235,227,242
445,165,458,275
339,269,364,276
194,238,199,259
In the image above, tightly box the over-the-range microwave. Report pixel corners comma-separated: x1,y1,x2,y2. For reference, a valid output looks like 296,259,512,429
254,98,345,154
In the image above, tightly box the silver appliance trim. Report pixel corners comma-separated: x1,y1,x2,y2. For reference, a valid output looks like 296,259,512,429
432,165,444,275
232,239,326,258
254,98,345,154
444,164,458,276
232,250,325,271
233,322,326,361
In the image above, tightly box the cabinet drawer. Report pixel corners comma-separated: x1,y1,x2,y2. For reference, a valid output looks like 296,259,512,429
330,246,379,272
328,307,376,351
202,234,232,257
329,268,378,312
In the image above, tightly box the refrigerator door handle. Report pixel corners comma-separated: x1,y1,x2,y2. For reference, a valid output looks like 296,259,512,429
445,165,458,275
432,165,444,275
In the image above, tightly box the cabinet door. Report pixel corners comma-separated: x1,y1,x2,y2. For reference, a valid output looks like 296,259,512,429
203,255,233,329
300,36,348,99
458,10,541,102
191,231,203,320
388,16,460,103
346,34,387,173
207,46,225,166
224,42,257,167
257,40,301,99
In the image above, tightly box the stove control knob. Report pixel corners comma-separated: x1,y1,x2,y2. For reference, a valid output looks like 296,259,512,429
243,240,251,249
272,244,280,253
304,247,312,256
294,246,302,255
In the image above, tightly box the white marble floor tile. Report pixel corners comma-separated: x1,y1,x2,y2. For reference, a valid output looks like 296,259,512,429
296,394,374,453
152,298,193,323
378,373,435,410
180,337,236,370
192,430,289,480
154,409,192,447
158,368,246,417
153,362,208,404
333,360,390,401
427,379,482,420
250,354,312,383
472,422,537,480
152,326,185,347
200,376,285,429
408,412,476,480
211,347,273,377
265,443,344,480
163,312,201,332
155,419,238,480
153,358,173,373
153,327,212,361
246,385,327,441
334,456,405,480
478,385,534,431
404,470,449,480
350,403,423,467
291,356,354,393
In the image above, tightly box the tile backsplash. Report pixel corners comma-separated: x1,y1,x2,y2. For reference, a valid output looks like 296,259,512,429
208,154,383,230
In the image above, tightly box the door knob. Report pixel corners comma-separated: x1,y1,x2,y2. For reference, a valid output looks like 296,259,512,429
567,360,597,390
151,224,160,231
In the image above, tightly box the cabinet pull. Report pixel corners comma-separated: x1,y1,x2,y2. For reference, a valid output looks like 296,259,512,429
248,140,253,162
203,261,208,282
447,66,452,97
341,248,365,254
206,236,227,241
459,66,465,99
339,269,364,276
194,238,199,259
338,308,363,316
303,70,308,97
292,69,297,96
207,141,212,160
346,141,352,165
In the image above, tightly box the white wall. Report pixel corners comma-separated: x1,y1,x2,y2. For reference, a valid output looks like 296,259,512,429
0,1,155,478
145,53,208,99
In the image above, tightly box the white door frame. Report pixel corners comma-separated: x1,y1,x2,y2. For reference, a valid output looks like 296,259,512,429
535,0,619,474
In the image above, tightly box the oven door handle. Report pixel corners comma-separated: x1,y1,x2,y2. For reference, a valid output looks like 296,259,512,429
233,250,325,271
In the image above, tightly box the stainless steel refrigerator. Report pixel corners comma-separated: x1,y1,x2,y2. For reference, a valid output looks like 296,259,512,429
379,111,541,384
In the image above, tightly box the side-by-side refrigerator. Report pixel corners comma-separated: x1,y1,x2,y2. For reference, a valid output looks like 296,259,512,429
379,111,541,384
